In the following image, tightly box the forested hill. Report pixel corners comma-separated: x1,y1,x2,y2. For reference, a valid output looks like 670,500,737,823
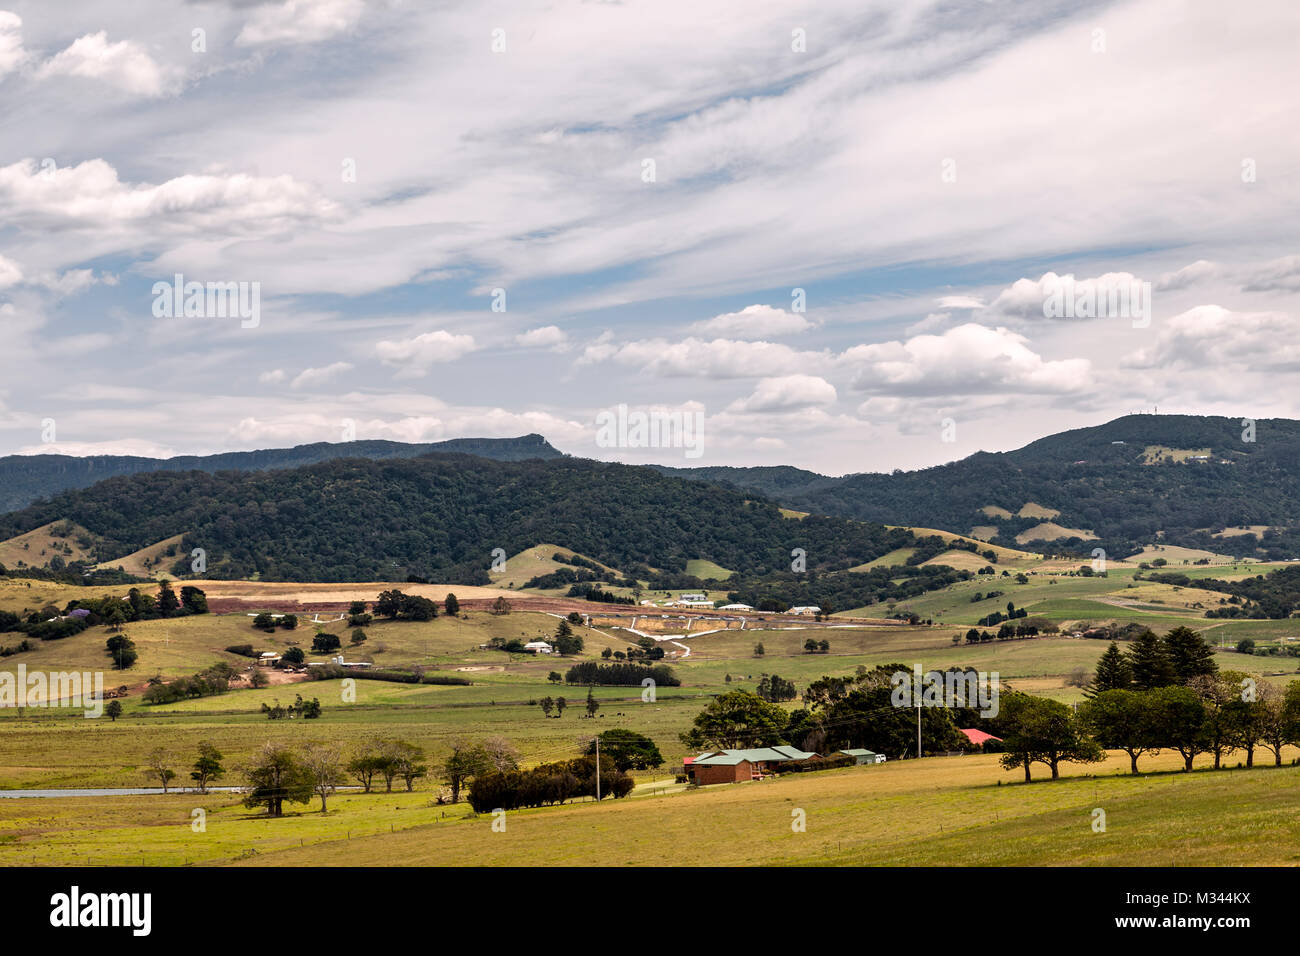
0,454,918,583
661,415,1300,561
0,434,562,514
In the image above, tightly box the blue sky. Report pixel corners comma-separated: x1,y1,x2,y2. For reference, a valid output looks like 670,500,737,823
1,0,1298,474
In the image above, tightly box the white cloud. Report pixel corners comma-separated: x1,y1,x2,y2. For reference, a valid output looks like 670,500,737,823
843,323,1093,397
14,439,178,458
580,336,823,378
689,304,811,338
375,330,478,378
988,272,1148,320
237,0,366,47
290,362,354,389
0,253,21,288
259,369,288,385
515,325,568,350
727,375,837,413
1241,254,1300,293
0,158,336,235
0,11,25,77
38,31,170,97
1156,259,1218,291
935,295,984,310
30,268,103,296
1123,305,1300,370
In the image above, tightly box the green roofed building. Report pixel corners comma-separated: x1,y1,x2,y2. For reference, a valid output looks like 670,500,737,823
684,746,820,785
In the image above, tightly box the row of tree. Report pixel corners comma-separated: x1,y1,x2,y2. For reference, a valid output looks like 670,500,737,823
1088,626,1219,693
0,582,208,641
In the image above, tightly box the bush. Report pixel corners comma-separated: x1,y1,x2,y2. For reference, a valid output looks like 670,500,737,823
225,644,257,658
467,755,635,812
303,664,471,686
311,632,342,653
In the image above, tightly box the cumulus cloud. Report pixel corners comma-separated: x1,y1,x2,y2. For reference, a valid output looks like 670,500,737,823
375,330,477,377
688,304,811,338
843,323,1092,396
237,0,366,47
0,158,336,234
259,369,288,385
727,375,837,413
515,325,568,349
38,31,170,97
988,272,1150,320
1123,305,1300,370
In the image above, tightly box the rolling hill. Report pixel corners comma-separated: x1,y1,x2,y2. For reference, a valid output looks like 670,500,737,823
0,434,564,513
6,413,1300,581
662,415,1300,561
0,453,919,584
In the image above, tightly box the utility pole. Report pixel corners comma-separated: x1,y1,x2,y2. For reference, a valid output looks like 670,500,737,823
916,701,922,759
595,735,601,801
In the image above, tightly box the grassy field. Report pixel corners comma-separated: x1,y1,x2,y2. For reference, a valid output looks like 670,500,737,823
685,559,734,580
0,521,97,571
2,749,1297,866
3,560,1300,867
92,533,186,577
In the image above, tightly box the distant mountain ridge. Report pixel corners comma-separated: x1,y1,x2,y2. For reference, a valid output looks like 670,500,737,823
0,454,919,583
660,415,1300,560
7,414,1300,574
0,434,564,513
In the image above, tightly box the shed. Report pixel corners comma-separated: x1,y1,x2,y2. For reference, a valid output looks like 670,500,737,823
838,748,887,765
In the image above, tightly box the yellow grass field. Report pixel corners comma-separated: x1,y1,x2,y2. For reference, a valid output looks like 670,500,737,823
1016,522,1098,543
490,544,625,590
0,521,97,570
1142,445,1213,464
1017,502,1060,519
3,749,1297,867
888,527,1040,564
93,534,187,578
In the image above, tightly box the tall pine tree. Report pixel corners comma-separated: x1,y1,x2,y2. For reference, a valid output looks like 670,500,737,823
1163,626,1218,682
1086,642,1133,697
1127,629,1175,690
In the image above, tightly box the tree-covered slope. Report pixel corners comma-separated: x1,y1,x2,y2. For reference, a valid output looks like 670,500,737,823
0,454,915,583
0,434,563,514
667,415,1300,560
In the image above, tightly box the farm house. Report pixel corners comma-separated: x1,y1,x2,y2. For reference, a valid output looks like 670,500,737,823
684,746,820,785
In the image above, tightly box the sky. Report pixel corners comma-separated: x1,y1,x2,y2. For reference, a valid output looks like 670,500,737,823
0,0,1298,476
